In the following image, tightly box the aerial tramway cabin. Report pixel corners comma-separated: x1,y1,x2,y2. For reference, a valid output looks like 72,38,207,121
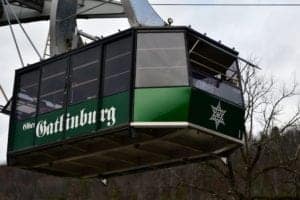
7,27,245,178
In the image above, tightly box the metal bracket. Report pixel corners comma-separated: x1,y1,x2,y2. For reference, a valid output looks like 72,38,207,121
49,0,165,56
0,85,10,115
121,0,165,27
1,0,166,56
49,0,80,56
9,0,44,12
0,85,8,102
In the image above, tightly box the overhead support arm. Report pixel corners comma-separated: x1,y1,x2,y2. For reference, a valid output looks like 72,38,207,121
0,85,8,102
49,0,81,55
1,0,166,56
0,85,10,115
9,0,44,12
0,0,125,26
121,0,165,27
49,0,166,55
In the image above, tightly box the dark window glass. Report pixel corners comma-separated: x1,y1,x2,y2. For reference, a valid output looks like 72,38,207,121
103,37,132,96
187,34,243,106
15,70,40,120
70,47,101,104
39,59,67,114
136,33,189,87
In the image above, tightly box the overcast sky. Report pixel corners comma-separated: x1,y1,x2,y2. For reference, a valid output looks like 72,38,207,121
0,0,300,164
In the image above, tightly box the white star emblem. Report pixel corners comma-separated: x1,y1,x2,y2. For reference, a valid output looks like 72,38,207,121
209,101,226,130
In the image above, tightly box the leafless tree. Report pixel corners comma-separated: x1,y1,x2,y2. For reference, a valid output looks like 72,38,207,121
238,65,299,199
170,63,300,200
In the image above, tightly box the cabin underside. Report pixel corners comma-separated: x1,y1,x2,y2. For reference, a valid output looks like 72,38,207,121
8,124,242,178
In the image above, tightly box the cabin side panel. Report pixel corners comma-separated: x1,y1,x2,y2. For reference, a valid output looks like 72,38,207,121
8,33,134,152
101,91,130,129
133,31,190,123
189,88,244,140
9,69,40,151
133,87,190,122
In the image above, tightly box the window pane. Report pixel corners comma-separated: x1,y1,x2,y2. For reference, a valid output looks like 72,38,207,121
192,78,243,106
70,47,101,104
187,34,243,106
103,37,132,96
39,59,67,114
136,67,188,87
136,33,189,87
15,70,40,120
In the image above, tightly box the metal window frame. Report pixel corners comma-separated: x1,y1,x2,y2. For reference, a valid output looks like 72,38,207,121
185,32,244,108
8,28,134,153
68,45,102,105
135,29,189,89
38,56,68,115
102,34,133,97
13,69,40,120
8,26,245,154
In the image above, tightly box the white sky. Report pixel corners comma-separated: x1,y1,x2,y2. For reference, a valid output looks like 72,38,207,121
0,0,300,164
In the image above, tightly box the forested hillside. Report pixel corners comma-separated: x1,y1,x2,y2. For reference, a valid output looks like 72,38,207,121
0,130,299,200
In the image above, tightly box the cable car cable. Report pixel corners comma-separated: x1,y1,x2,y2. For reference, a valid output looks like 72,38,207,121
42,31,50,59
0,85,8,102
0,0,262,70
0,0,24,67
58,2,107,22
3,0,42,60
151,3,300,7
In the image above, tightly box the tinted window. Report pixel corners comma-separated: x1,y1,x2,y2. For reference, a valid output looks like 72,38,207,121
136,33,189,87
187,34,243,106
39,59,67,114
70,47,101,104
15,70,40,120
103,37,132,96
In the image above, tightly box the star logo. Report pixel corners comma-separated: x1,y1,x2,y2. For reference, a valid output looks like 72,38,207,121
209,101,226,130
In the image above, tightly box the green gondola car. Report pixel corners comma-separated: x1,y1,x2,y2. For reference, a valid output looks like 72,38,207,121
7,27,245,178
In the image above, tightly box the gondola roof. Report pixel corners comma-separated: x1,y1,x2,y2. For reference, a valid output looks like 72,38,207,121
16,26,238,74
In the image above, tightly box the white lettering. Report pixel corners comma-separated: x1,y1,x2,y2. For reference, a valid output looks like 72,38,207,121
22,122,35,131
36,121,45,138
32,106,118,138
66,113,71,130
100,107,116,126
80,109,88,127
59,115,64,132
106,107,116,126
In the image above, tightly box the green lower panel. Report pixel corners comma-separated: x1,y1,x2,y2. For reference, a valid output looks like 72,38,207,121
9,91,130,151
189,88,245,139
100,92,130,129
11,118,36,151
65,99,98,139
134,87,191,122
35,109,65,145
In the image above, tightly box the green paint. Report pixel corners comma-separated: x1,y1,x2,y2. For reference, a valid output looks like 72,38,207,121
133,87,244,140
189,88,244,139
9,87,244,153
11,118,35,151
9,92,130,151
35,109,65,145
65,99,98,139
134,87,191,122
101,92,130,129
